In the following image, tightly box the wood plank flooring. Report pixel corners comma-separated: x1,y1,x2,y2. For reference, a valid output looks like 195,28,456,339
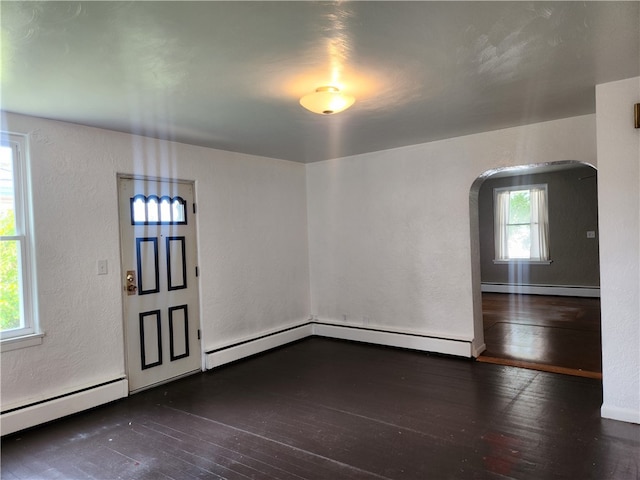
479,293,602,378
2,338,638,479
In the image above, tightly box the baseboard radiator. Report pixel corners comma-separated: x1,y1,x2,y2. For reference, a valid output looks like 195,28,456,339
205,322,314,370
204,321,475,371
1,321,478,436
1,378,128,437
311,323,473,357
481,283,600,297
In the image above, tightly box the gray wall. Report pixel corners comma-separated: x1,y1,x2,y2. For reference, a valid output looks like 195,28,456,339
478,164,600,287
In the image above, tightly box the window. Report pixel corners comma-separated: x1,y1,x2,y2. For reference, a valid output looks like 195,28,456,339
1,133,39,347
130,194,187,225
494,184,550,262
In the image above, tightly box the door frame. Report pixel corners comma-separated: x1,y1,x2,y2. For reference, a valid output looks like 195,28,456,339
116,173,204,392
468,160,602,364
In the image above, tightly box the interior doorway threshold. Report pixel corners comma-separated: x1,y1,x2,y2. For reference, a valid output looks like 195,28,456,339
477,355,602,380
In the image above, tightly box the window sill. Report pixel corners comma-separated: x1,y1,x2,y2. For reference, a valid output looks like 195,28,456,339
493,259,553,265
1,332,45,352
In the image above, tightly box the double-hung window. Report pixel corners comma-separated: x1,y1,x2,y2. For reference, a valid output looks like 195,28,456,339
494,184,550,263
1,132,39,349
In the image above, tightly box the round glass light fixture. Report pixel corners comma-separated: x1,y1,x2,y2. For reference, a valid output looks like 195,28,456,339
299,86,355,115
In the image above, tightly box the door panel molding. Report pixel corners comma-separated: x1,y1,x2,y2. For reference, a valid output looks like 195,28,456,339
166,236,187,291
169,304,189,361
136,237,160,295
139,310,162,370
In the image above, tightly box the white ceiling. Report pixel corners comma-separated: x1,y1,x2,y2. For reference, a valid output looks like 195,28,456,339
1,1,639,163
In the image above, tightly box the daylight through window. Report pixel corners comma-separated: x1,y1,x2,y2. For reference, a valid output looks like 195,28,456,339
1,133,37,340
494,184,550,262
130,195,187,225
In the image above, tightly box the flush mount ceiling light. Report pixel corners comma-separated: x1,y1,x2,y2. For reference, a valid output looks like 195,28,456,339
299,86,355,115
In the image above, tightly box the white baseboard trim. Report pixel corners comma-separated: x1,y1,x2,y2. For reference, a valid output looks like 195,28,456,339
481,283,600,297
471,342,487,358
205,323,314,370
601,404,640,425
312,323,473,358
1,378,128,436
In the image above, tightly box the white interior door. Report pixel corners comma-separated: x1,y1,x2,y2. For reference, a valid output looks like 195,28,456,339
118,176,201,393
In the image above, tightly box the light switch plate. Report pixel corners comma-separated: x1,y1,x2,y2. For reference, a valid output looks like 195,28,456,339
98,260,108,275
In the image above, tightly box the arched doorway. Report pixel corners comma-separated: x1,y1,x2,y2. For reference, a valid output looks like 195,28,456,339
470,161,602,378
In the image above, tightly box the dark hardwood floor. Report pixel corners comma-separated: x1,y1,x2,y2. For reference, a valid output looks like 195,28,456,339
479,293,602,378
2,338,638,479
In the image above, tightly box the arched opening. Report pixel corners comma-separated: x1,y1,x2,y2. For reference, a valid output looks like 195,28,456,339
470,160,601,377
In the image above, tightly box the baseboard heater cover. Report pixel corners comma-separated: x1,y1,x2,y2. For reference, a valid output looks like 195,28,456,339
205,323,314,370
481,283,600,297
312,323,473,358
205,320,474,371
1,378,128,436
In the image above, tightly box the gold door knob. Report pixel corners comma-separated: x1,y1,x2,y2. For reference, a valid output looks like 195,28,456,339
125,270,137,295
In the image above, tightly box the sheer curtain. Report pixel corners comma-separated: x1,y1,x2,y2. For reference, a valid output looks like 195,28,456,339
530,186,549,261
494,190,510,260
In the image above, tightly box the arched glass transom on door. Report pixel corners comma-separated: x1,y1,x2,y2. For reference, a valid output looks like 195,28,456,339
130,195,187,225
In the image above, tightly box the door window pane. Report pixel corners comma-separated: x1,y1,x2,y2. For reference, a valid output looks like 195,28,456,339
172,199,185,223
147,196,159,223
160,197,172,222
132,197,146,223
130,195,187,225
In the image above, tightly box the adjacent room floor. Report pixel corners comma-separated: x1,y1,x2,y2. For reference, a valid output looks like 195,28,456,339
478,293,602,378
2,338,637,480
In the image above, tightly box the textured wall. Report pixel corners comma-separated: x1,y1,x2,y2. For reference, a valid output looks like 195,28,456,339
596,76,640,424
478,165,600,287
4,102,636,426
307,115,597,351
1,113,310,411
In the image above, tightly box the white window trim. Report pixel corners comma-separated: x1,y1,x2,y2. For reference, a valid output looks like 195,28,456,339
1,332,44,352
1,132,40,348
493,183,550,263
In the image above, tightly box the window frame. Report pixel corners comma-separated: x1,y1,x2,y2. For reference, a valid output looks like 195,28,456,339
493,183,552,264
0,132,41,351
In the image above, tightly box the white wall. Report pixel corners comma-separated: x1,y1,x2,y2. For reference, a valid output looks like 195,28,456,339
4,93,638,430
307,115,597,355
1,113,310,414
596,77,640,424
